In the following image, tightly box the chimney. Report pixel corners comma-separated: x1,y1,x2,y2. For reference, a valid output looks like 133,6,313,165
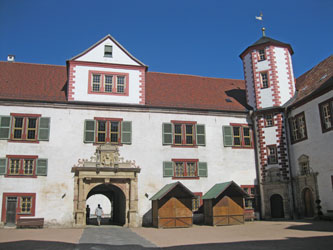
7,55,15,62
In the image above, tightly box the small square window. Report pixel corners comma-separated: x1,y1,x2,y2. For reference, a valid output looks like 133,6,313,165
259,49,266,61
267,145,278,164
261,72,269,89
104,45,113,57
265,114,274,127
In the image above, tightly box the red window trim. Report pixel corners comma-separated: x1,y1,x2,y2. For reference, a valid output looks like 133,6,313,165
264,113,274,127
318,97,333,133
257,48,267,62
1,193,36,223
9,114,41,143
230,123,254,149
267,144,278,165
88,70,129,96
5,155,38,178
171,159,199,179
241,185,256,197
259,70,270,89
171,120,197,147
94,117,123,145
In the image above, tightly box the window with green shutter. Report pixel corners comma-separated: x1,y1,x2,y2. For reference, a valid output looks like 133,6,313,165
36,159,48,176
121,121,132,144
162,123,173,145
84,120,96,143
164,159,205,179
0,114,51,142
196,124,206,146
0,158,7,175
223,125,253,148
38,117,50,141
163,121,206,147
0,116,11,139
163,161,174,177
198,162,208,177
85,118,132,145
223,126,233,146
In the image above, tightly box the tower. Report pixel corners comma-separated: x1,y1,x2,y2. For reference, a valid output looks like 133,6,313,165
240,28,296,219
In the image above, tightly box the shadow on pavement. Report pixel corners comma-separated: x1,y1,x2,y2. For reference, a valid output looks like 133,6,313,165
1,236,333,250
286,220,333,232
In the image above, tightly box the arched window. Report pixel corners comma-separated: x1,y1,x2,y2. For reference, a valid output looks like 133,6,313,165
298,155,310,175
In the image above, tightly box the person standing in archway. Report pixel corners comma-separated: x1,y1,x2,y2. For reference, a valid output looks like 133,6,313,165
95,204,104,226
86,205,90,225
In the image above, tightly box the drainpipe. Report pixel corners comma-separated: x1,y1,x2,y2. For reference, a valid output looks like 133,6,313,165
284,107,297,219
250,110,263,220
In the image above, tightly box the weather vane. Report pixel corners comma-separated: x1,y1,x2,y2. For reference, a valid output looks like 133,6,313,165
255,12,266,37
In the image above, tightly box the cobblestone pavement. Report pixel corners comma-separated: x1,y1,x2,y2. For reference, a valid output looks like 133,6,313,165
0,220,333,250
79,225,156,247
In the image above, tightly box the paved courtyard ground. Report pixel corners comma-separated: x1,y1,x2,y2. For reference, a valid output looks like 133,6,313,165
0,220,332,249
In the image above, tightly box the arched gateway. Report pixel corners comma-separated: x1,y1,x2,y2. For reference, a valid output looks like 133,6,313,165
71,144,140,227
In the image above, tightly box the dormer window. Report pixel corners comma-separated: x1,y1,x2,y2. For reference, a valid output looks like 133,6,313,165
259,49,266,61
104,45,113,57
88,71,129,96
92,74,101,92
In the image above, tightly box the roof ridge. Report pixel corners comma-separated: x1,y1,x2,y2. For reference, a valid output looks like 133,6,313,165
0,61,66,68
148,71,243,81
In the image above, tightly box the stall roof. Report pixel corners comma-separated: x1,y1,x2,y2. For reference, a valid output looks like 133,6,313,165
202,181,249,200
150,182,195,201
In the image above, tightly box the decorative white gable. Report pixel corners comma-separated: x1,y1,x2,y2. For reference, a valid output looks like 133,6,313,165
67,35,147,105
71,35,145,66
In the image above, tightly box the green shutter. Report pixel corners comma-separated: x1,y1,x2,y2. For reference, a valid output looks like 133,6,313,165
0,116,11,139
163,161,174,177
198,162,208,177
121,121,132,144
162,123,173,145
0,158,7,175
223,125,233,147
196,124,206,146
36,159,48,176
38,117,50,141
84,120,95,143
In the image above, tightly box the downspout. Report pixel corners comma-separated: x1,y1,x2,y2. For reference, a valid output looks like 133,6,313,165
250,110,263,220
284,107,297,219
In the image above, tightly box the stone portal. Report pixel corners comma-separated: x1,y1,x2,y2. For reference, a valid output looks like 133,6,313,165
72,144,140,227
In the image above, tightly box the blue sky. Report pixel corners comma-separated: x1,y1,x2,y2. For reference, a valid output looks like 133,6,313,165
0,0,332,79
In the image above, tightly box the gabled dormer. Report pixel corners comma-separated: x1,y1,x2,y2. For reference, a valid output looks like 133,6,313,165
67,35,147,104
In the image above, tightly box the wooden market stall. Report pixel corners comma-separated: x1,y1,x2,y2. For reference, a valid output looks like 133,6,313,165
203,181,249,226
150,182,195,228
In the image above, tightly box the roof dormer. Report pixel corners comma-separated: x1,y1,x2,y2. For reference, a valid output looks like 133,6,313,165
67,35,147,104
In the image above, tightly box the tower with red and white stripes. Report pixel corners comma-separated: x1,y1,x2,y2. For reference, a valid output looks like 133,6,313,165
240,28,296,219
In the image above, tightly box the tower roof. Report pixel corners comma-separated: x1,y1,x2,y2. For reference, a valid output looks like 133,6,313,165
240,36,294,58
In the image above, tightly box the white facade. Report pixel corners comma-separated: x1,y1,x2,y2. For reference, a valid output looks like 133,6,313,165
0,103,256,226
288,90,333,213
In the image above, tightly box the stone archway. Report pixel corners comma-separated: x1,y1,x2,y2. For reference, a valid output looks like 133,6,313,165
87,183,126,226
303,188,314,217
72,144,140,227
270,194,284,218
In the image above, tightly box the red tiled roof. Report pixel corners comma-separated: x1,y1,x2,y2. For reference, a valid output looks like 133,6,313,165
0,62,67,102
0,61,249,111
145,72,248,111
295,55,333,103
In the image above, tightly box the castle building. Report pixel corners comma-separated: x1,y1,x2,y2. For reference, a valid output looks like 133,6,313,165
0,33,332,227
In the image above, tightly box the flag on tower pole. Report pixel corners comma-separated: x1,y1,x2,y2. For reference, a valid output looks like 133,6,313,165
255,12,263,21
